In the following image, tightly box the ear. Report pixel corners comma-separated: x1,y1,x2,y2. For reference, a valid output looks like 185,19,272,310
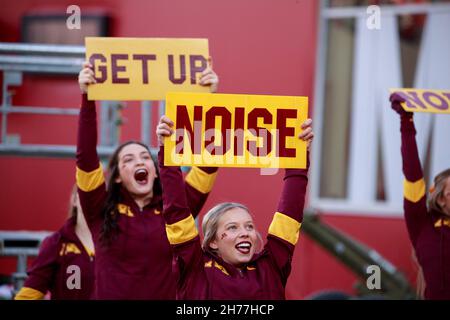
437,195,446,208
115,176,122,184
209,239,219,250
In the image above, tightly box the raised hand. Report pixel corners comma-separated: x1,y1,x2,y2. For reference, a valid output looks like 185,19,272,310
299,118,314,151
199,57,219,93
390,92,413,118
156,115,174,146
78,61,96,94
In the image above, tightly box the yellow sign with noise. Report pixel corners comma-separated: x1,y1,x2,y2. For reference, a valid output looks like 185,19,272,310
164,92,309,169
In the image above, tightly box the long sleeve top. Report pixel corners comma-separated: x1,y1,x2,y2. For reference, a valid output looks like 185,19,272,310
14,217,95,300
75,94,218,299
400,115,450,300
159,146,309,299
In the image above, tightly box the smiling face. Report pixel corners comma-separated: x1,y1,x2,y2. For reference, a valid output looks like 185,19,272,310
114,143,157,199
209,207,258,267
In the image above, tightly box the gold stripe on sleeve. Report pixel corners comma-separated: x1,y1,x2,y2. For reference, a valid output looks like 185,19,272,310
165,214,199,245
185,167,218,194
14,287,45,300
76,164,105,192
268,212,301,246
404,178,426,203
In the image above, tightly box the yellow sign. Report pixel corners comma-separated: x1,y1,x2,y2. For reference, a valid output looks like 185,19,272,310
85,37,210,100
390,88,450,114
164,92,308,168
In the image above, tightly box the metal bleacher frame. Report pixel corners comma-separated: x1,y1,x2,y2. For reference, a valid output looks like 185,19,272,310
0,42,165,158
0,231,51,296
0,42,164,296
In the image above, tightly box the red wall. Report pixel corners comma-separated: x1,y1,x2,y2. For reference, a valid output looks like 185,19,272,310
0,0,417,299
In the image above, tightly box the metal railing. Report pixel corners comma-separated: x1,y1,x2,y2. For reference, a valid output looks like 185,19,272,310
0,42,163,159
0,231,51,296
0,43,165,298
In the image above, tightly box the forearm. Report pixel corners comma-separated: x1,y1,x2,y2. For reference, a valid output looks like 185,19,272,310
76,94,105,223
268,154,309,248
185,166,218,217
400,116,423,181
159,146,203,281
158,146,196,225
76,94,100,172
265,157,309,282
397,115,427,244
277,152,310,222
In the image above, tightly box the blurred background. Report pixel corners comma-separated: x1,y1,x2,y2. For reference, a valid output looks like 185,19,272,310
0,0,449,299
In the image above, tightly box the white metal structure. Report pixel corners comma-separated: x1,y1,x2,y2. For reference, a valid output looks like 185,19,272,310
311,1,450,216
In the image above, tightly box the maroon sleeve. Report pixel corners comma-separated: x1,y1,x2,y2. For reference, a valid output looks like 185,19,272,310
184,166,218,218
76,94,107,227
77,94,100,172
266,155,309,285
276,167,309,223
400,115,428,246
159,146,191,225
23,233,60,294
158,146,204,282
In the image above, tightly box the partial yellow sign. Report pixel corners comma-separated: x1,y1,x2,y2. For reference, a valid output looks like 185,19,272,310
164,92,309,168
390,88,450,114
85,37,210,100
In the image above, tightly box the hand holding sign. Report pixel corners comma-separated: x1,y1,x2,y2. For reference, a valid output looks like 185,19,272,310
78,61,96,94
85,37,213,100
163,92,310,169
157,114,313,166
389,92,413,118
199,58,219,93
156,115,174,146
299,118,314,151
389,88,450,115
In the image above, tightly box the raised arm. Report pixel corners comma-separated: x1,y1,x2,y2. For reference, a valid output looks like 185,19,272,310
157,117,204,281
266,163,309,284
266,119,312,285
184,166,218,217
183,60,219,216
75,62,106,227
390,93,428,246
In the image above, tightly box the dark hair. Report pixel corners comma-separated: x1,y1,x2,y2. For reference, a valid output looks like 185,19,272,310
99,141,162,246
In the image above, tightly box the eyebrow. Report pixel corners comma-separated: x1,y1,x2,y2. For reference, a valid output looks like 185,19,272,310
224,222,236,227
224,221,253,227
121,151,150,159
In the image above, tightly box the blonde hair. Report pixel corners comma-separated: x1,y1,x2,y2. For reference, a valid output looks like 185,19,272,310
68,184,78,219
201,202,263,252
411,249,425,300
428,168,450,214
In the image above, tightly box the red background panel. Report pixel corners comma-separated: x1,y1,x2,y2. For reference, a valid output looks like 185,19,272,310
0,0,416,299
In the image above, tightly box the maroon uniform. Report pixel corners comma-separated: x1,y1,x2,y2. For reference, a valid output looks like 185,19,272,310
76,94,217,299
400,115,450,300
159,146,308,299
15,217,95,300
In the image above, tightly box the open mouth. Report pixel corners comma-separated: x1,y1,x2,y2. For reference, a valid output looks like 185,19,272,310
235,241,252,255
134,168,148,185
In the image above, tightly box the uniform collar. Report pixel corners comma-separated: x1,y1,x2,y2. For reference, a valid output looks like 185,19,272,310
119,187,162,212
